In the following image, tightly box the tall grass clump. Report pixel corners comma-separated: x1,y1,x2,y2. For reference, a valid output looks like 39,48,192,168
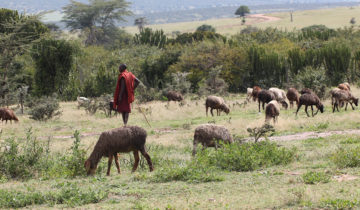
197,141,296,172
152,159,224,183
302,171,330,184
331,146,360,168
0,128,47,179
0,182,108,208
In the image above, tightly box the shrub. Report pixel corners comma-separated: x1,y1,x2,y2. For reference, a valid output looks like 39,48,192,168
331,146,360,168
320,199,359,209
196,141,296,172
152,160,224,183
0,182,108,208
301,171,330,184
28,95,62,121
294,66,328,99
0,128,46,179
340,137,360,144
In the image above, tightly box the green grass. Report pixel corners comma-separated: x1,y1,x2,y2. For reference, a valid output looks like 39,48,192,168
2,93,360,208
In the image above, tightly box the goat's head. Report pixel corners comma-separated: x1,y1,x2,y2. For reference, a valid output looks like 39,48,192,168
84,159,97,175
280,100,288,110
317,103,324,113
353,98,359,107
221,104,230,114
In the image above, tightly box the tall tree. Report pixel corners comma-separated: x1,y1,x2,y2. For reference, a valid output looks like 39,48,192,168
31,38,77,96
235,5,250,25
62,0,132,45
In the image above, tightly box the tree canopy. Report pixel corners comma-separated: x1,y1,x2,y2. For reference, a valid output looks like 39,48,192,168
196,24,216,33
235,5,250,17
62,0,132,45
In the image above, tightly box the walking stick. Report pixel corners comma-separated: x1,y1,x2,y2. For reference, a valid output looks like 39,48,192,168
137,106,152,128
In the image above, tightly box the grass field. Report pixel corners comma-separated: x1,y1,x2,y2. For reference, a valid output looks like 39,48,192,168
125,6,360,36
1,87,360,208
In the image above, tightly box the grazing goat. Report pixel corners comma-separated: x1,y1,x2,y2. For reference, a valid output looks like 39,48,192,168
332,90,358,112
205,96,230,116
295,93,324,117
0,108,19,124
77,96,90,109
286,88,300,109
84,126,154,176
265,100,280,124
330,88,341,106
246,88,253,102
257,90,276,112
166,91,184,102
193,124,233,156
252,86,262,102
269,87,288,109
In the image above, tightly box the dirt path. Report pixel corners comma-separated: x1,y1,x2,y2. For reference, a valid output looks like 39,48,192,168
42,128,360,142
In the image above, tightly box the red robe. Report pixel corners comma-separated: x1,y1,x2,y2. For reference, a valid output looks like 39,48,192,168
113,70,136,113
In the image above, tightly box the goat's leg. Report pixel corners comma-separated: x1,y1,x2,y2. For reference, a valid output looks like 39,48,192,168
210,108,214,116
131,150,140,172
262,102,265,110
206,106,208,116
350,102,355,110
295,104,302,116
140,147,154,172
332,102,336,113
114,153,121,174
258,101,261,112
290,101,293,109
305,105,310,117
311,105,314,117
345,102,349,111
192,140,198,156
107,154,114,176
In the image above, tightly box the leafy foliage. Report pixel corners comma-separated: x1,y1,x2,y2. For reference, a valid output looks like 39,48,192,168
28,95,62,121
331,146,360,168
196,24,216,32
32,38,77,96
235,5,250,17
302,171,330,184
196,141,296,172
134,28,167,48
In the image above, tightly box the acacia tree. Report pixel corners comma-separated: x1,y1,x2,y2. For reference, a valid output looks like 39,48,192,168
62,0,132,45
0,8,48,105
235,5,250,25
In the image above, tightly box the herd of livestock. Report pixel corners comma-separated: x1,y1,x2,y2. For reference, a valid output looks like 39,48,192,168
1,83,359,175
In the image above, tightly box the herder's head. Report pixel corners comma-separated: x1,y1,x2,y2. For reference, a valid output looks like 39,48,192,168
119,64,127,73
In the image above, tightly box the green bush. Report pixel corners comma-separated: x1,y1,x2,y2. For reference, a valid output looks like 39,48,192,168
320,199,359,209
301,171,330,184
0,128,46,179
152,160,224,183
331,146,360,168
294,66,328,99
28,95,62,121
0,182,108,208
196,141,296,172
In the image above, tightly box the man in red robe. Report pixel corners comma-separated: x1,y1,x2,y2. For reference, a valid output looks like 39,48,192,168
113,64,140,126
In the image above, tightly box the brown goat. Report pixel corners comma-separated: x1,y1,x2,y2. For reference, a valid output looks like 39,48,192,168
252,86,262,102
295,93,324,117
257,90,276,112
300,88,314,95
193,124,233,156
286,88,300,109
265,100,280,124
166,91,184,102
332,90,358,112
84,126,153,176
205,96,230,116
338,83,350,91
0,108,19,124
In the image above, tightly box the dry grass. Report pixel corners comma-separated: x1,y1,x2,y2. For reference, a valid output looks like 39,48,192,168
124,6,360,36
2,88,360,209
